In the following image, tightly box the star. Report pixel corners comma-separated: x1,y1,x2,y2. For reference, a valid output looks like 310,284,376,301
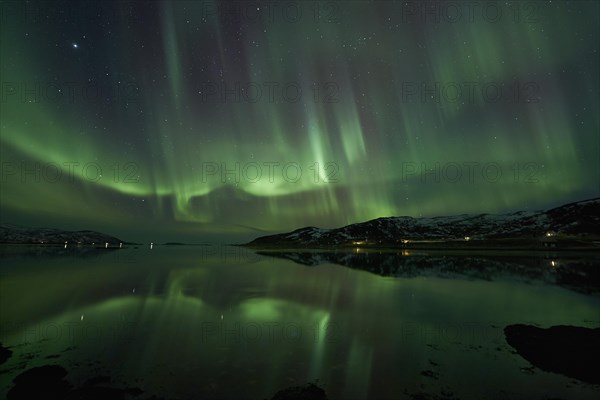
0,1,596,243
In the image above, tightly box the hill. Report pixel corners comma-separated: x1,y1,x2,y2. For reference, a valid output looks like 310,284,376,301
245,198,600,249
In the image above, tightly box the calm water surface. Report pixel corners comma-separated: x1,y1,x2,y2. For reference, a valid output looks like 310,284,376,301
0,245,599,399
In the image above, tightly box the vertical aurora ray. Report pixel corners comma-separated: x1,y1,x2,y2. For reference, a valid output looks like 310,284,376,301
0,0,597,242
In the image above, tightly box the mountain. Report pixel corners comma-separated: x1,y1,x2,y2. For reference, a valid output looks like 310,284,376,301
245,198,600,248
0,225,125,245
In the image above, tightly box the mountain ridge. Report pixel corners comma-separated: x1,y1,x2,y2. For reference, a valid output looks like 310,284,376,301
245,198,600,248
0,225,125,245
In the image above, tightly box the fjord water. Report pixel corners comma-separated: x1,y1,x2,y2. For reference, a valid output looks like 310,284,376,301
0,245,598,399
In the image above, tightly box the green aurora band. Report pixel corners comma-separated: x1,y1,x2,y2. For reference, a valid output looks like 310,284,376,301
0,1,598,242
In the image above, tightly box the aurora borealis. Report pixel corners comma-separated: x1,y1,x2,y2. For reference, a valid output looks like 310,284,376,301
0,1,598,242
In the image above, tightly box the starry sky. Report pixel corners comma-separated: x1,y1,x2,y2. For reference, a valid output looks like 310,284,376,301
0,0,598,243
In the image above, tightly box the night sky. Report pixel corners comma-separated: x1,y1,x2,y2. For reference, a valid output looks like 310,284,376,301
1,1,598,243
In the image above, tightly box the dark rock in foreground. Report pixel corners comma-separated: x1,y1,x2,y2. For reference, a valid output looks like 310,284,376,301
6,364,145,400
0,342,12,364
7,365,71,399
271,383,328,400
6,365,324,399
504,324,600,385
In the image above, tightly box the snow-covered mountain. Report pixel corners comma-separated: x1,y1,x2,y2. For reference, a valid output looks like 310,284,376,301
246,198,600,247
0,225,124,244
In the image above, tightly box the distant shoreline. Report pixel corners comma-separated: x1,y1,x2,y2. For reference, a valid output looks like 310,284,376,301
243,239,600,252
